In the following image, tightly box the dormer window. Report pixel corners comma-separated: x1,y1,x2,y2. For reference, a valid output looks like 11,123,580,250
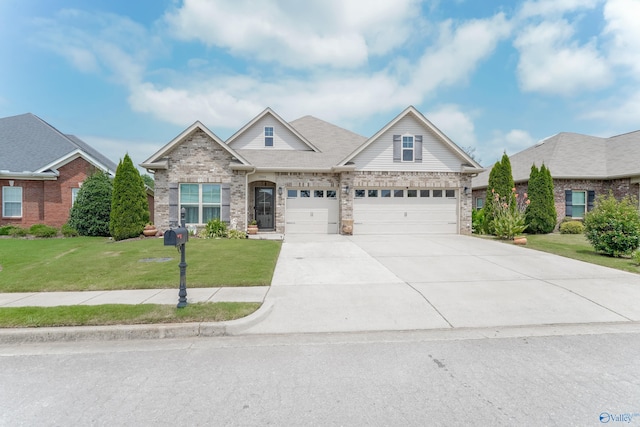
393,134,423,163
264,126,274,147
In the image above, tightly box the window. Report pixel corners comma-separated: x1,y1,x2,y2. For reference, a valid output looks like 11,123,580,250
402,136,414,162
2,186,22,217
381,189,391,198
394,189,404,197
445,189,456,198
264,126,274,147
72,188,80,205
326,190,337,198
476,198,484,209
300,190,310,198
180,183,221,224
355,189,365,198
420,190,430,197
433,190,443,197
287,189,297,198
368,189,378,198
408,190,417,197
314,190,324,198
572,191,586,218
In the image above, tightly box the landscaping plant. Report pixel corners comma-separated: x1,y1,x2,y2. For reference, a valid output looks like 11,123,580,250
525,164,557,233
491,188,529,239
110,154,150,241
583,193,640,257
204,218,228,238
485,153,516,234
559,220,584,234
68,171,113,236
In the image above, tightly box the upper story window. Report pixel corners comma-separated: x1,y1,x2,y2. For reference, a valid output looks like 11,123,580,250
402,136,414,162
2,186,22,217
264,126,274,147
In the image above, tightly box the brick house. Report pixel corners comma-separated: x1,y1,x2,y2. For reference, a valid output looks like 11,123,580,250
472,131,640,225
141,106,483,235
0,113,117,228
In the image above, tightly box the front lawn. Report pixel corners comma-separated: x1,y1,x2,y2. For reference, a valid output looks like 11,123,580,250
0,237,281,292
524,233,640,274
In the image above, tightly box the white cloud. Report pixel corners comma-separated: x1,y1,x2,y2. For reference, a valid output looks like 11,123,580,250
426,104,477,147
582,88,640,125
81,135,164,172
513,19,611,95
164,0,420,69
603,0,640,74
485,129,537,165
518,0,600,18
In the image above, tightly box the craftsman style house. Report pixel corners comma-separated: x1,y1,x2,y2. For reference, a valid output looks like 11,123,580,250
472,131,640,225
142,106,483,235
0,113,117,228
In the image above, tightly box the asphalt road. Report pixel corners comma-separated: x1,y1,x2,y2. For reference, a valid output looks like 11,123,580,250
1,324,639,426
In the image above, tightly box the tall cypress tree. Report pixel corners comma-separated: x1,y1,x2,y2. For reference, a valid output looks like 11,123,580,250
109,154,150,241
485,153,516,234
525,163,557,233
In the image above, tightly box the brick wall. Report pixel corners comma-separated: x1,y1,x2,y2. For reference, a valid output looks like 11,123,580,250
0,157,96,228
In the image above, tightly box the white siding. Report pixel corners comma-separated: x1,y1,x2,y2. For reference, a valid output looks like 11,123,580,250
228,116,311,151
352,115,463,172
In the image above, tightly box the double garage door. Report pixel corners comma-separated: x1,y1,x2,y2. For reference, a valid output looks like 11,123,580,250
285,189,339,234
353,188,458,235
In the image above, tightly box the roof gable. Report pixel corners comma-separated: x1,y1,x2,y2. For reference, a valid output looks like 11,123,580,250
226,108,320,152
141,121,250,169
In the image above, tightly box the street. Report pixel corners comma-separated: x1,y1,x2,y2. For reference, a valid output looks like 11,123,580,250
1,324,639,426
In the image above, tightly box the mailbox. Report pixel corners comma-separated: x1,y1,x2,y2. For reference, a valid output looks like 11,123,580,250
164,227,189,246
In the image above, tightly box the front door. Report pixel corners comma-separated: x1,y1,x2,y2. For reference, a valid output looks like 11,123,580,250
255,187,274,230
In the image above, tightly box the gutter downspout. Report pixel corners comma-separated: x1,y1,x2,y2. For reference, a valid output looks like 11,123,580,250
245,167,256,229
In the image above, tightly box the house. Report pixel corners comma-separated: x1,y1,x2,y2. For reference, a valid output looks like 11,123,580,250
472,131,640,224
0,113,117,228
141,106,483,235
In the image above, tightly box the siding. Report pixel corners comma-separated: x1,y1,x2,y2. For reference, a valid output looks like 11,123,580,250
352,115,462,172
228,116,312,151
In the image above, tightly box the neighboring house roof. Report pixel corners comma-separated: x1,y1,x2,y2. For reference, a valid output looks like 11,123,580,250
339,106,483,172
140,120,251,170
472,131,640,189
0,113,117,177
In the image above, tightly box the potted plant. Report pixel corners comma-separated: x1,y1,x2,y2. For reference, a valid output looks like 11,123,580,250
247,220,258,235
143,223,158,237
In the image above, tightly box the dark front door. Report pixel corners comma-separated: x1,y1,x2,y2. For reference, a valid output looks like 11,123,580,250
255,187,274,230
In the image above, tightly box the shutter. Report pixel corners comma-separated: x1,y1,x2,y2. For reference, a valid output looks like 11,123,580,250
221,183,231,223
564,190,572,217
414,135,423,162
587,190,595,212
169,183,179,227
393,135,401,162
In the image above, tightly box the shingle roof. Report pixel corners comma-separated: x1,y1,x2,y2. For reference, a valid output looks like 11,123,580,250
0,113,116,174
472,131,640,188
233,115,366,170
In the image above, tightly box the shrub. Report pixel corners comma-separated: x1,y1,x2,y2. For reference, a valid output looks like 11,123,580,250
525,164,557,234
0,225,17,236
491,188,529,239
68,171,113,236
632,250,640,266
227,229,246,239
110,154,150,241
472,208,486,234
485,153,516,234
559,220,584,234
583,193,640,257
10,227,28,237
61,223,79,237
29,224,58,238
204,218,228,238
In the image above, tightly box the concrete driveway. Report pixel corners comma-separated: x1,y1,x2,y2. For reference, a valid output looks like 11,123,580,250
241,234,640,335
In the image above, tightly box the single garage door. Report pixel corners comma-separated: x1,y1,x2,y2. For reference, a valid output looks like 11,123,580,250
285,188,339,234
353,188,458,234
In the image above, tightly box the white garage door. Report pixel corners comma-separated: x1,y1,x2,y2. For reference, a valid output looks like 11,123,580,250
285,189,339,234
353,188,458,234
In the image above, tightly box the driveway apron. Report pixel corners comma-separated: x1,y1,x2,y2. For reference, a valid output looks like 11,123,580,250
241,234,640,334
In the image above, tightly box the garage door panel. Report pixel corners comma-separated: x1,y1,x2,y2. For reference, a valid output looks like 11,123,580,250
285,192,339,234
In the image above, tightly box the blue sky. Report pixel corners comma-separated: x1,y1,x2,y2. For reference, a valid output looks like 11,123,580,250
1,0,639,170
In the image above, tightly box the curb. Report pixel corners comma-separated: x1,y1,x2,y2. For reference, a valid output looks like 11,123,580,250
0,300,274,344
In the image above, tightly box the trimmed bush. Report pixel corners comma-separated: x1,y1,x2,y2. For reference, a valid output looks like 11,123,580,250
10,227,28,237
227,229,246,239
61,223,79,237
29,224,58,238
68,171,113,236
204,218,228,238
472,208,486,234
583,193,640,257
110,154,150,241
0,225,18,236
559,220,584,234
632,250,640,266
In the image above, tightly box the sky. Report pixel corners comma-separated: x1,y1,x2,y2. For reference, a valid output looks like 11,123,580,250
1,0,639,170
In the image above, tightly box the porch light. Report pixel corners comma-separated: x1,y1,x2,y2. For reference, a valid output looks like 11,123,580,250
278,186,283,196
342,184,349,194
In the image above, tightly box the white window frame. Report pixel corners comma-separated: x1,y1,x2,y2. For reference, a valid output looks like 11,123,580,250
179,183,221,225
2,186,22,218
571,190,587,219
476,197,484,209
402,135,414,162
264,126,274,147
71,188,80,205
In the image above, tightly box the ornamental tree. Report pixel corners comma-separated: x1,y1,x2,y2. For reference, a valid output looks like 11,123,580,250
67,171,113,236
525,163,557,233
485,153,516,234
109,154,150,241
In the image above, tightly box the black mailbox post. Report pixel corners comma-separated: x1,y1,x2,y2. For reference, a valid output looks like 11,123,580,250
163,209,189,308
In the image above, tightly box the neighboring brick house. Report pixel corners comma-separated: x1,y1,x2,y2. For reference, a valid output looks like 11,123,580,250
141,106,483,235
472,131,640,226
0,113,117,228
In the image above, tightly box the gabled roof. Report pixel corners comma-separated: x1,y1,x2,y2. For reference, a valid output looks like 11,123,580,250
472,131,640,189
141,120,250,170
0,113,117,175
226,107,320,152
233,115,366,171
338,105,483,171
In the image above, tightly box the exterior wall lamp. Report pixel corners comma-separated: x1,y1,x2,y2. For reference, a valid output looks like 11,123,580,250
342,184,350,194
278,186,283,196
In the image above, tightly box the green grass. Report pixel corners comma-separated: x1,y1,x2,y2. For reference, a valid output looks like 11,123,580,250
0,237,281,292
523,233,640,274
0,302,260,328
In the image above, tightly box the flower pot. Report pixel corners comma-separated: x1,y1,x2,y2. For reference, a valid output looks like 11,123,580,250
247,225,258,235
143,228,157,237
513,236,527,245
